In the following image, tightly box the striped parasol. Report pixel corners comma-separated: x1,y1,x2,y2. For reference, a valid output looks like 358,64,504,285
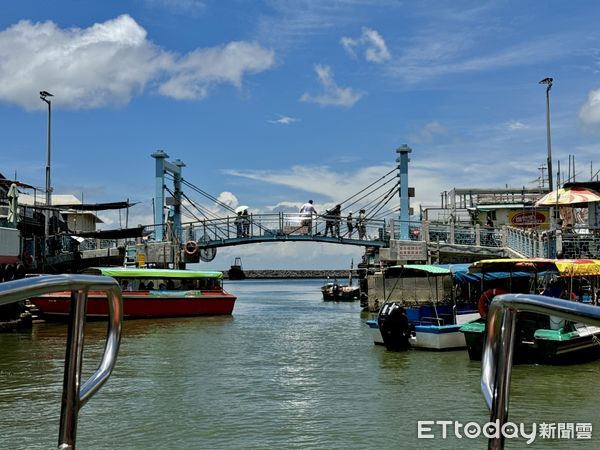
534,186,600,206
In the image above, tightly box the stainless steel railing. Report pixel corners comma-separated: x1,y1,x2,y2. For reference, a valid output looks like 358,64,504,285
481,294,600,449
0,274,123,450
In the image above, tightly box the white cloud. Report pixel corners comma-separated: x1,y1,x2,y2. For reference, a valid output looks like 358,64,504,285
0,15,274,110
388,25,589,84
216,191,239,209
143,0,206,15
409,120,447,144
341,27,390,63
579,89,600,128
340,36,358,57
506,120,529,131
225,163,393,203
268,114,300,125
158,41,275,100
300,64,363,108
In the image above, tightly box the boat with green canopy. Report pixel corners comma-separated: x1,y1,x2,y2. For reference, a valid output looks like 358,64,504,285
30,267,237,319
375,264,479,351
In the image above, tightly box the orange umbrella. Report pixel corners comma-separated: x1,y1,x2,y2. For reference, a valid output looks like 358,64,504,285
534,186,600,206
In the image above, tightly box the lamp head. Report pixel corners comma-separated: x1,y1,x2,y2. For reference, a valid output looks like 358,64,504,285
539,77,553,85
40,91,53,100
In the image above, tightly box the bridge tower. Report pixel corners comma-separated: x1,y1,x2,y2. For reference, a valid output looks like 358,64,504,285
396,145,412,240
151,150,186,242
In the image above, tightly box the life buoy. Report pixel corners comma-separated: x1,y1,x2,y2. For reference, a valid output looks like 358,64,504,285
184,240,199,255
24,255,34,267
478,288,509,317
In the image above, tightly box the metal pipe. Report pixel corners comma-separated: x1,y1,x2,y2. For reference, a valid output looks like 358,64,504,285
0,274,123,450
58,290,87,448
46,98,52,206
481,294,600,449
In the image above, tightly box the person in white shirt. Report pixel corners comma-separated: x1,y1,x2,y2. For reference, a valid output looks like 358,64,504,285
300,200,317,234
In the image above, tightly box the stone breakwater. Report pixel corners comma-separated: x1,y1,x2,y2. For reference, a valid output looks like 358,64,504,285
222,269,358,279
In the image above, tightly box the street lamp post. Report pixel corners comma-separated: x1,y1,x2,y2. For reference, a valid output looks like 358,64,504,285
539,78,553,191
40,91,53,264
40,91,53,206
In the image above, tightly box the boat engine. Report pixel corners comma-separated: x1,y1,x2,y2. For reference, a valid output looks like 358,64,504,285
378,302,411,351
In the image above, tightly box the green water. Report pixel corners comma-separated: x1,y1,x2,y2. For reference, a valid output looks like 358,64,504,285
1,279,599,449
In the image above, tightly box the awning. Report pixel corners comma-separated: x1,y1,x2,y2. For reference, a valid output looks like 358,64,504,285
58,201,137,211
71,226,146,240
85,267,223,279
0,178,36,189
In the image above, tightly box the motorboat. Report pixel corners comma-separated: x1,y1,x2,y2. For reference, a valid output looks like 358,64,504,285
29,267,237,319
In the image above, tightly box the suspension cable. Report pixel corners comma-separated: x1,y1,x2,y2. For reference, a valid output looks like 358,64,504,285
337,166,398,206
344,177,398,213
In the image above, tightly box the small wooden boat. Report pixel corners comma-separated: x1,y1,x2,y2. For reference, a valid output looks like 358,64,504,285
29,267,237,320
322,259,359,301
321,281,360,301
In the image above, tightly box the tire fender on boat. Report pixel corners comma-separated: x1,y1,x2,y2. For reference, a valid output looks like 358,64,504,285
478,288,508,317
184,240,199,255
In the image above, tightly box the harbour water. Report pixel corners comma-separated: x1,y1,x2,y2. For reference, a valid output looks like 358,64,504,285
1,279,600,449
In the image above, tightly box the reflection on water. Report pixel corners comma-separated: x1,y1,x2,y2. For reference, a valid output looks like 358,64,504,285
0,279,599,449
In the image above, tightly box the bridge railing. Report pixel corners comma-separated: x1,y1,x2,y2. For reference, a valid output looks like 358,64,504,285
65,215,600,260
505,225,600,259
182,213,388,243
397,221,503,248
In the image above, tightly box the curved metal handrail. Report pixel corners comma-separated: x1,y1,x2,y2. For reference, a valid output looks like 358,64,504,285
0,274,123,450
481,294,600,449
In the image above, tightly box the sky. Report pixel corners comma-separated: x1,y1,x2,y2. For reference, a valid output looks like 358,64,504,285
2,0,600,270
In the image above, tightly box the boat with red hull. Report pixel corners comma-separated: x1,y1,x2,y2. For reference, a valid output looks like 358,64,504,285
30,267,237,320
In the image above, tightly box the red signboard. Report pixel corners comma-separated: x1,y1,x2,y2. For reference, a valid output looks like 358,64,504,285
509,211,547,227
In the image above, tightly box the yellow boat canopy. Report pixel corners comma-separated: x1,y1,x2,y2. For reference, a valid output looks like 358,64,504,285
469,258,600,277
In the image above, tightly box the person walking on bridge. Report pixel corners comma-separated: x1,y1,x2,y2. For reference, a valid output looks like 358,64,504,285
357,209,366,239
300,200,317,234
332,204,341,237
347,211,354,238
324,207,335,237
241,209,250,237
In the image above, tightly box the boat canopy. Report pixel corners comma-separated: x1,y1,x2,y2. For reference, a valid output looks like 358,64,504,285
85,267,223,279
386,264,451,275
469,258,600,277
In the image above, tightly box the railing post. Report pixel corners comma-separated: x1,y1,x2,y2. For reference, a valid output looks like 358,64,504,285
422,221,429,243
449,222,455,244
279,212,283,235
475,224,481,246
58,290,88,449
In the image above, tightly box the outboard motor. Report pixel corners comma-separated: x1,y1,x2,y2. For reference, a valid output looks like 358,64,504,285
378,302,411,351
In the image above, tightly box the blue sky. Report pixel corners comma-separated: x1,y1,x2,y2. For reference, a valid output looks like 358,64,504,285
2,1,600,269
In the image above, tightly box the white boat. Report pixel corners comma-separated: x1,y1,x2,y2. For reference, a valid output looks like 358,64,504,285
410,312,480,350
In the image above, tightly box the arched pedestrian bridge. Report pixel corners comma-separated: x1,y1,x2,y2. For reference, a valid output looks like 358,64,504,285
183,213,389,250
